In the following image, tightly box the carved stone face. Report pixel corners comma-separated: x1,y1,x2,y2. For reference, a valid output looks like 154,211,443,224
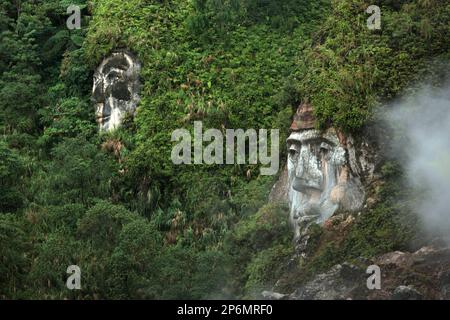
92,51,141,131
285,103,365,250
287,129,346,238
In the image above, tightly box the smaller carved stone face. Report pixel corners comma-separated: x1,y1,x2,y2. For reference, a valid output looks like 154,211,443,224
92,51,141,131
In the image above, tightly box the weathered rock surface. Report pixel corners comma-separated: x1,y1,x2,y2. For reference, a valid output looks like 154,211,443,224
289,263,368,300
266,246,450,300
391,285,423,300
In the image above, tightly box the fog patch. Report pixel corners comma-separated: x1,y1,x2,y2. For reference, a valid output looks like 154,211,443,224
383,80,450,240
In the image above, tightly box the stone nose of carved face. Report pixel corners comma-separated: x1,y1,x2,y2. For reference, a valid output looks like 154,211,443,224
292,144,323,193
92,78,104,103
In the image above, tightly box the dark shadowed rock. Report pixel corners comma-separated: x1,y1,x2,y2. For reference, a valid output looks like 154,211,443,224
276,245,450,300
391,285,423,300
289,263,368,300
439,269,450,300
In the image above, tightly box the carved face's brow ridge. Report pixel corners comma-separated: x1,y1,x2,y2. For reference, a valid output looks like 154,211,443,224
102,55,130,74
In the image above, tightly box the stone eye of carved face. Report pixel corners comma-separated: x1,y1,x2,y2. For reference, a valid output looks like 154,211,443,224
311,139,332,155
107,71,122,81
288,139,333,163
320,141,331,151
289,143,301,161
319,141,332,160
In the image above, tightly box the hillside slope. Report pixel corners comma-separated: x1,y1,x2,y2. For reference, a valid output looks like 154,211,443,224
0,0,448,299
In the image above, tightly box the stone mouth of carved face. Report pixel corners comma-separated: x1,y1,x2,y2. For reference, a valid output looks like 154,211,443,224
100,114,111,122
292,178,323,193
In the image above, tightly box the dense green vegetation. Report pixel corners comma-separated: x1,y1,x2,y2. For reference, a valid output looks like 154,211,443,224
296,0,449,131
1,0,448,299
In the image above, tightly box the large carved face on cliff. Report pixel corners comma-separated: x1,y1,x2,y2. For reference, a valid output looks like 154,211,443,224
92,51,141,131
287,104,364,242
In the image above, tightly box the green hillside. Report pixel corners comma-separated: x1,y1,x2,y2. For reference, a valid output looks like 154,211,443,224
0,0,448,299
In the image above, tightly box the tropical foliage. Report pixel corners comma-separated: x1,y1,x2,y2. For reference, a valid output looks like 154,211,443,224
0,0,448,299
